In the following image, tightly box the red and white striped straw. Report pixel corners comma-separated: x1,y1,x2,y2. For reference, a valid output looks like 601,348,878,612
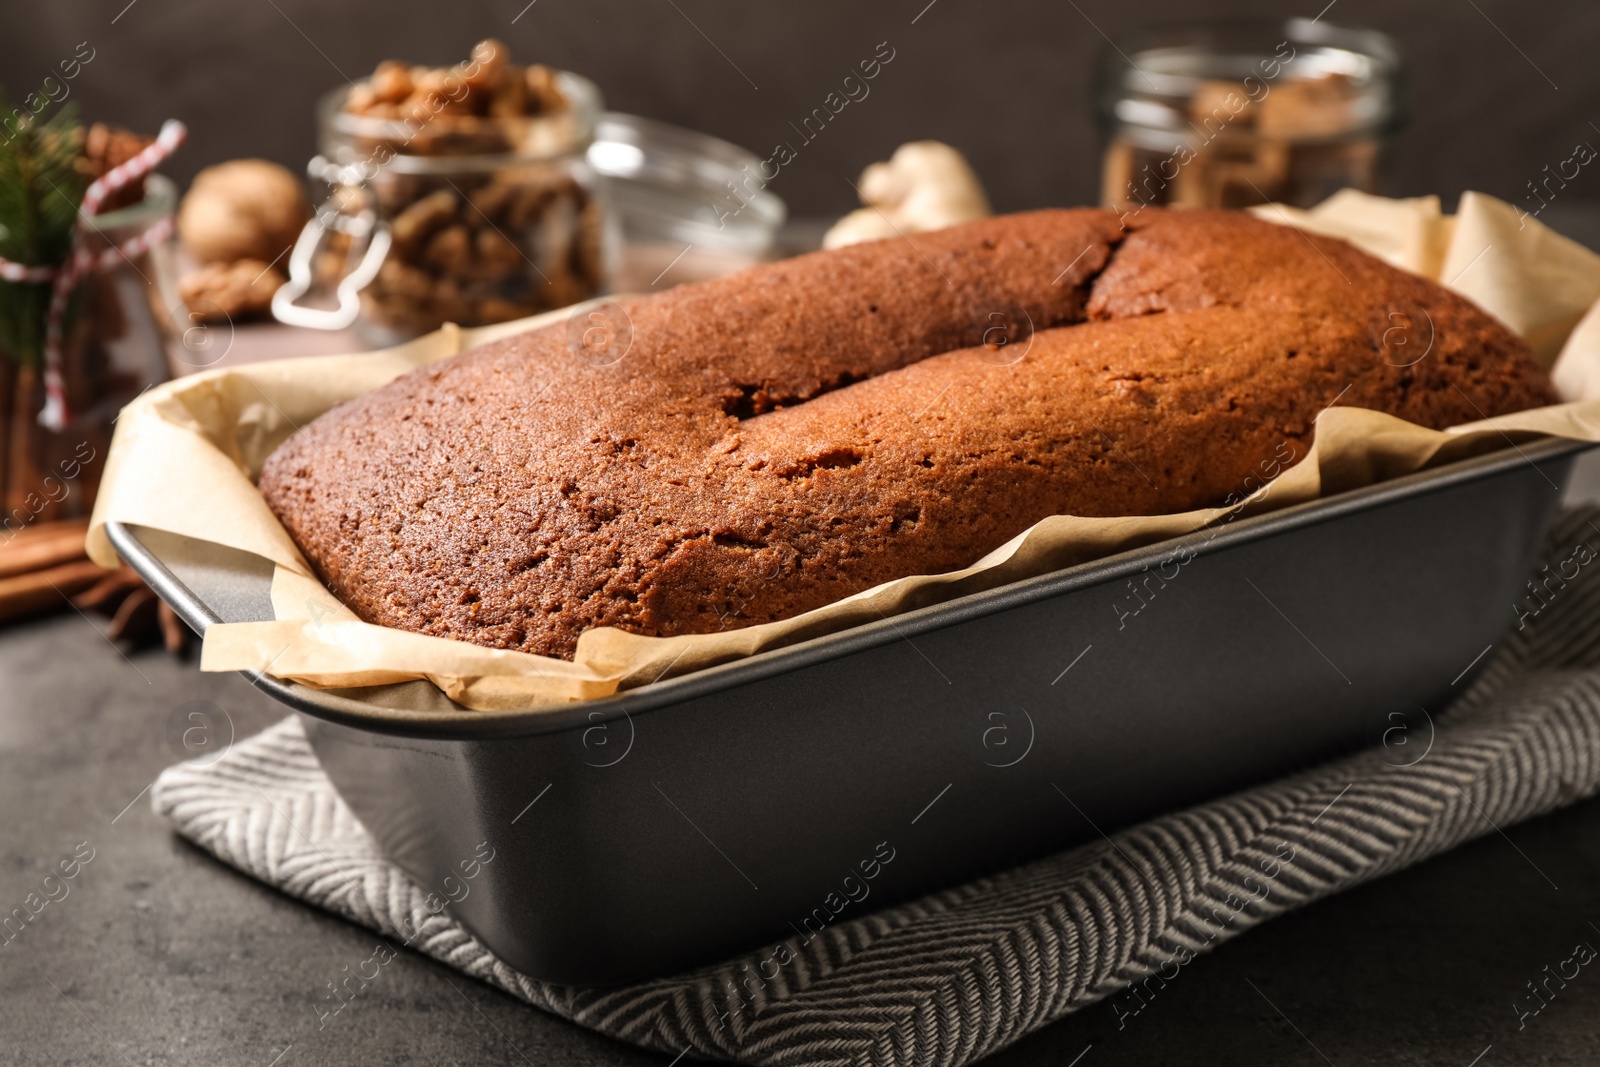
0,118,186,430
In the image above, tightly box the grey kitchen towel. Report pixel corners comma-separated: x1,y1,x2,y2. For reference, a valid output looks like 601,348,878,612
152,507,1600,1067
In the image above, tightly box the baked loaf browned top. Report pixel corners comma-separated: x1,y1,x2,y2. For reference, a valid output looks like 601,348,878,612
260,208,1557,659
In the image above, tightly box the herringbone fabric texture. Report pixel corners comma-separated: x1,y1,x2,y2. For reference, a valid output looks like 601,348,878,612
152,508,1600,1067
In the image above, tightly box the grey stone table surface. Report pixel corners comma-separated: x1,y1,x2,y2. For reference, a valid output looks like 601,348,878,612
7,209,1600,1066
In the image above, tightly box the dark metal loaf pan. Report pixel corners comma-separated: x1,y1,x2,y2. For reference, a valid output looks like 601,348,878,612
109,436,1591,985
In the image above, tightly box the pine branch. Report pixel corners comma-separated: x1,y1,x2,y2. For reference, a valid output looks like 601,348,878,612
0,86,88,369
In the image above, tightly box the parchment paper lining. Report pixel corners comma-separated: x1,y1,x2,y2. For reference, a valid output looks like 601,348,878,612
86,191,1600,712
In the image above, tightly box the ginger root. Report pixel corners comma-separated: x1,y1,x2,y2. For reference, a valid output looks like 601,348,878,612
823,141,991,249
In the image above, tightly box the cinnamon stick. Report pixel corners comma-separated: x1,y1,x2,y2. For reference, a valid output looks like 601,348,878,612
0,355,13,520
0,558,110,621
0,517,90,580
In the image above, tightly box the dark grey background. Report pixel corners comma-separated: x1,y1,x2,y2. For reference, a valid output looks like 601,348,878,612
2,0,1596,217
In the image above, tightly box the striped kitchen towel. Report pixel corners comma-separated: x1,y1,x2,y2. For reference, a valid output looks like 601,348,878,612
152,507,1600,1067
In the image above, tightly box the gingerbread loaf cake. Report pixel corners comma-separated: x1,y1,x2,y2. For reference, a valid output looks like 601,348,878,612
259,208,1558,659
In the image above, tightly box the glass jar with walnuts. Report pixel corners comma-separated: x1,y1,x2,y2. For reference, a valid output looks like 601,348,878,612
275,40,613,345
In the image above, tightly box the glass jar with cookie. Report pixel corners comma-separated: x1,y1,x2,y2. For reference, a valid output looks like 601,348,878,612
1095,18,1404,215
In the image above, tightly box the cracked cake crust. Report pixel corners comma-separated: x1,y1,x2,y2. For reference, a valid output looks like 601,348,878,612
259,208,1558,659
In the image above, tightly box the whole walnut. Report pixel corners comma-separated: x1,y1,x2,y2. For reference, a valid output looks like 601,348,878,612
178,160,311,265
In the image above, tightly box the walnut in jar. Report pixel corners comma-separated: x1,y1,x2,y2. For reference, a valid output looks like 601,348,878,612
357,170,602,333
